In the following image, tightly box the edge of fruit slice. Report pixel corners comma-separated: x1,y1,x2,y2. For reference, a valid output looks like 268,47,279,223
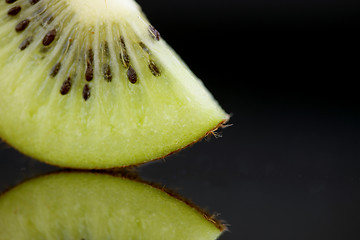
0,0,229,168
0,171,227,240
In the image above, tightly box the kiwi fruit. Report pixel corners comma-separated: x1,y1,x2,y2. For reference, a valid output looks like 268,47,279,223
0,0,229,169
0,171,226,239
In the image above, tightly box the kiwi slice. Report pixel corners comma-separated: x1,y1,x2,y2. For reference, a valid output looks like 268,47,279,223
0,0,229,168
0,172,226,239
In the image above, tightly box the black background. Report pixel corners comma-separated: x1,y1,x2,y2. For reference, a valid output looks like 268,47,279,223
1,0,360,239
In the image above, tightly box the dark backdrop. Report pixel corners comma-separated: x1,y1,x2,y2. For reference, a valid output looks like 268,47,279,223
1,0,360,239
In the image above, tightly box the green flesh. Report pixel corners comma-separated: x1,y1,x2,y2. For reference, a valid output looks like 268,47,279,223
0,0,228,168
0,172,225,239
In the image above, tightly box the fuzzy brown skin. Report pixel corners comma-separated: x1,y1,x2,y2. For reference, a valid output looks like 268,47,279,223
105,168,229,232
0,170,228,232
82,117,231,170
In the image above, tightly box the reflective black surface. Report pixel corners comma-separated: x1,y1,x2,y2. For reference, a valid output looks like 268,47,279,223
1,0,360,239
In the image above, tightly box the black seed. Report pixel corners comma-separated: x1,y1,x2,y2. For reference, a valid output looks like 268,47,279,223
139,42,150,54
60,77,72,95
120,52,130,68
103,64,112,82
103,41,109,56
7,6,21,16
120,36,127,50
149,25,161,41
127,66,137,84
85,63,93,81
87,49,94,64
82,84,91,101
50,62,61,77
29,0,40,5
19,36,33,50
148,61,161,76
85,49,94,81
15,19,30,32
42,29,56,46
5,0,17,3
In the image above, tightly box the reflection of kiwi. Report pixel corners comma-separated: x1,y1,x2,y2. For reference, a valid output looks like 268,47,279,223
0,0,229,169
0,172,226,239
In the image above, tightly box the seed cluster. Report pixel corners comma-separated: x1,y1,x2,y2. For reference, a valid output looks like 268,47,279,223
139,42,161,76
5,0,163,101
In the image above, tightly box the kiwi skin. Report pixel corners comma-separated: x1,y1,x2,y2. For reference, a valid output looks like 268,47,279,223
0,170,228,238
